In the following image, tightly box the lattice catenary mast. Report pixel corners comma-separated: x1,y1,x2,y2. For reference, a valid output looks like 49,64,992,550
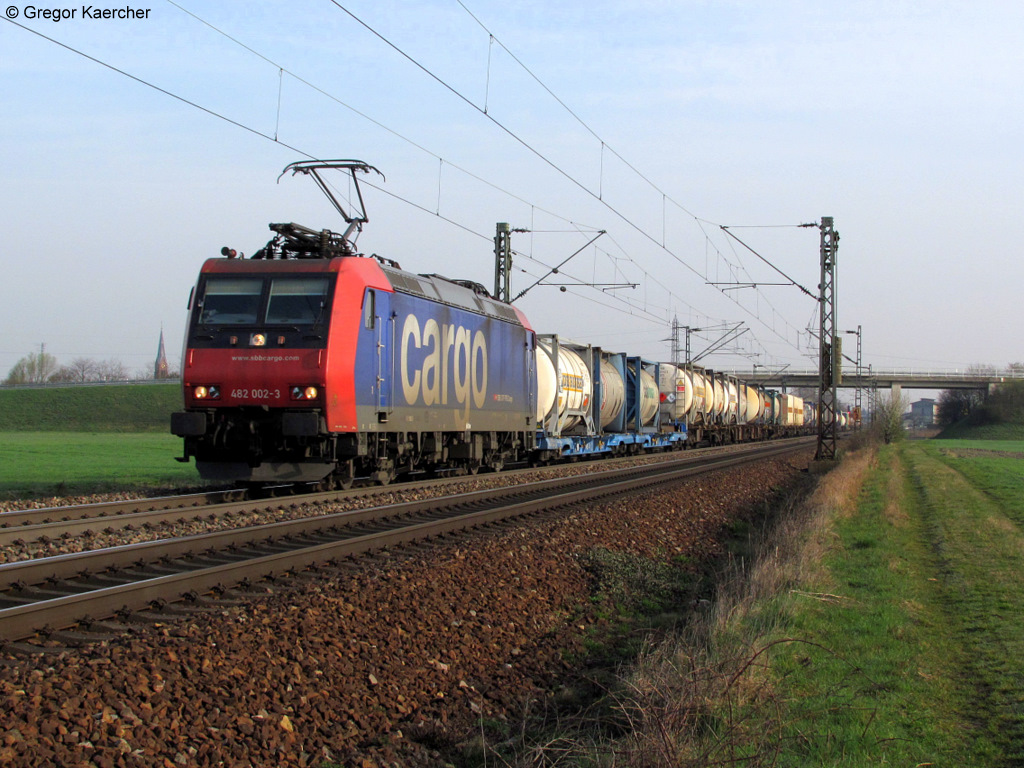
816,216,840,461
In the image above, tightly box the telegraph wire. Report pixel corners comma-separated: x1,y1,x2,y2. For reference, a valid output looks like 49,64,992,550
455,0,702,222
719,225,816,298
447,3,820,347
324,0,714,284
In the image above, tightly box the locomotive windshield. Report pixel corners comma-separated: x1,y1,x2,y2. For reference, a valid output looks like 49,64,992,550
266,277,330,325
197,275,331,327
200,277,262,325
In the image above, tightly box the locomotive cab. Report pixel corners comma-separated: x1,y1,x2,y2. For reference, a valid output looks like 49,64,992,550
175,260,329,483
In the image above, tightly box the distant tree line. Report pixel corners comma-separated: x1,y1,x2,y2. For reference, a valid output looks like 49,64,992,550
3,351,177,386
938,362,1024,426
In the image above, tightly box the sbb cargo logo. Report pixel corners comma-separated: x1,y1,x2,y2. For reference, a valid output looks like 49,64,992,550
400,314,488,419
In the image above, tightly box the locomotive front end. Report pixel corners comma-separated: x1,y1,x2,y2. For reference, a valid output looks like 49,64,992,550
172,258,342,483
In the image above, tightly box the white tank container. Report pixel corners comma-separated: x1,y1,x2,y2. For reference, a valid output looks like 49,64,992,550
599,358,624,429
688,370,704,415
629,364,660,426
742,385,760,424
779,393,799,426
689,370,708,415
713,379,725,416
658,365,693,420
535,339,592,431
727,381,738,420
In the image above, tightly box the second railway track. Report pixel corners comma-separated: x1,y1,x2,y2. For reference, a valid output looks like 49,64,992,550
0,438,813,645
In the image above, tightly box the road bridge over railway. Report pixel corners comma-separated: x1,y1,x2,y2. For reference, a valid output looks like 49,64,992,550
723,369,1023,392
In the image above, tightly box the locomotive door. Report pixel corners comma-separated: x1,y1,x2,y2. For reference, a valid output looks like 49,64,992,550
367,288,393,422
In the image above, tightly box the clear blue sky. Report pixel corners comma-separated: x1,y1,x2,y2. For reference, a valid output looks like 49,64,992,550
2,0,1021,382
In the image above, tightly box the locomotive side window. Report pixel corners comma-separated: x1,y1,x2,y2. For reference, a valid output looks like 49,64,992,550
267,277,329,325
364,289,376,329
200,277,262,325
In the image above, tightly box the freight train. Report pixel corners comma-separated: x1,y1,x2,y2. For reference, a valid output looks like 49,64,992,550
171,161,820,488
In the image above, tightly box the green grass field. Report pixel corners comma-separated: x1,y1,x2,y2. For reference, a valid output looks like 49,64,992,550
0,383,181,432
0,384,206,498
758,435,1024,764
0,432,205,498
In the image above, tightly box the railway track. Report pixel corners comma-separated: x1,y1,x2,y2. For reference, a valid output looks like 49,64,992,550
0,439,808,548
0,438,813,646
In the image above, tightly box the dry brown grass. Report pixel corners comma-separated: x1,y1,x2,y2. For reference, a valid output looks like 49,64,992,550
598,443,879,767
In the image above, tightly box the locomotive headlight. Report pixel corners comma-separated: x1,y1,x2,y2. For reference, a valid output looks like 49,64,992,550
250,333,267,347
290,385,320,400
193,385,221,400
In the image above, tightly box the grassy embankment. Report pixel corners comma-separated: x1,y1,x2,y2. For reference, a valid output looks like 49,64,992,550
474,430,1024,766
0,384,206,498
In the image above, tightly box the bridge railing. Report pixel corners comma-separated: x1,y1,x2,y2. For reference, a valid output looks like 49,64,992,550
721,368,1024,385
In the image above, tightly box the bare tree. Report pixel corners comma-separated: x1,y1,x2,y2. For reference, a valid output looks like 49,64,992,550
4,351,60,385
95,358,130,381
66,357,99,383
49,366,79,383
873,391,908,444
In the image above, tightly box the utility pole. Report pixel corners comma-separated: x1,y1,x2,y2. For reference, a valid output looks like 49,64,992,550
815,216,840,463
669,317,681,367
493,222,513,303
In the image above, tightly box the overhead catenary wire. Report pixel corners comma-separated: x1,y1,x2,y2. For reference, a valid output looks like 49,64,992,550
6,6,809,369
177,0,820,360
4,13,701,333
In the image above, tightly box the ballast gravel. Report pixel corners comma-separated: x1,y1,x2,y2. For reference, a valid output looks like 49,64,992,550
0,450,813,767
0,445,777,564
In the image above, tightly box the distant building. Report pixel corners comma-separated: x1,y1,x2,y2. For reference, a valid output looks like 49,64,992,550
910,398,937,427
154,328,170,379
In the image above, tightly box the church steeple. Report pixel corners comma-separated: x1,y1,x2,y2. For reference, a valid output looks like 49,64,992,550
154,327,170,379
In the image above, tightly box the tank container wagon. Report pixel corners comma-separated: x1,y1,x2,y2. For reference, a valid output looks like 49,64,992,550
657,364,772,446
533,337,685,461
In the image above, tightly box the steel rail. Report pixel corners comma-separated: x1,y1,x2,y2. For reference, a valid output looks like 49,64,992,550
0,439,812,643
0,438,809,547
0,489,237,529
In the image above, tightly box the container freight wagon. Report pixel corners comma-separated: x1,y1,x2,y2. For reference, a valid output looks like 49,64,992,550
534,336,685,460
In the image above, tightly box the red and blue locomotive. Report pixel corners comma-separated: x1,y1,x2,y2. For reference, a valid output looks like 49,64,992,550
172,161,537,488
